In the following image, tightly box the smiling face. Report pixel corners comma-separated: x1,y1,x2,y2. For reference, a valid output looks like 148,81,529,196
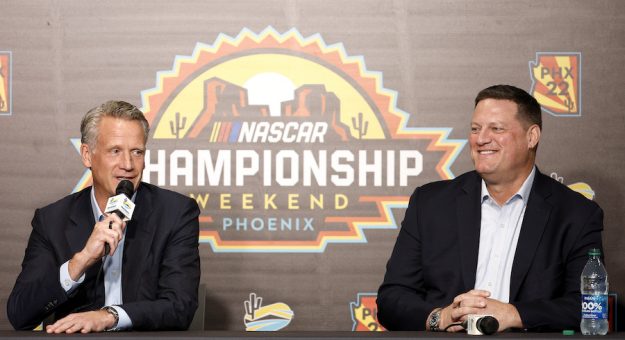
80,116,146,210
470,98,540,187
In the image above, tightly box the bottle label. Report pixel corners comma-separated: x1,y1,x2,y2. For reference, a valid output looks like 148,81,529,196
582,294,608,320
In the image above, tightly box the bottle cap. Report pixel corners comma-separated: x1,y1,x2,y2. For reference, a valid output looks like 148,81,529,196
562,330,575,336
588,248,602,256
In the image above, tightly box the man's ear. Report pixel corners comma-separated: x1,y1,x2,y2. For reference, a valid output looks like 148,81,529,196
80,143,92,169
527,125,541,149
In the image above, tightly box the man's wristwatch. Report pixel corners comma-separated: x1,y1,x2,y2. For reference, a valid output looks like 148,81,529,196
101,306,119,331
428,308,442,331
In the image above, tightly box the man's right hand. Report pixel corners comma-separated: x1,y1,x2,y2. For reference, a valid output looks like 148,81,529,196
46,310,116,333
438,289,491,332
67,214,126,280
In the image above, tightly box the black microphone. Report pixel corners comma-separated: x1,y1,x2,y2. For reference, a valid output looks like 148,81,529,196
475,316,499,335
102,180,134,255
462,315,499,335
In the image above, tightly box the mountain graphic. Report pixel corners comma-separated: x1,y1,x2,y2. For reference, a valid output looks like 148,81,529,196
181,77,351,141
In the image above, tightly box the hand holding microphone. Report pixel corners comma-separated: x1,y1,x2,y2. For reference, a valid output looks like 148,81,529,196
102,180,135,256
67,180,136,281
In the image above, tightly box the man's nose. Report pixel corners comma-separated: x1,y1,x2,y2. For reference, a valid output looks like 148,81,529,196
120,151,134,170
476,129,491,145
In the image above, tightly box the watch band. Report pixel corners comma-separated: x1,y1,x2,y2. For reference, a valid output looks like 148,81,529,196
428,307,442,332
101,306,119,331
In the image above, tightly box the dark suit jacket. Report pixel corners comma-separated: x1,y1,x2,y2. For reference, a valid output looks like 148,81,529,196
377,169,603,331
7,182,201,331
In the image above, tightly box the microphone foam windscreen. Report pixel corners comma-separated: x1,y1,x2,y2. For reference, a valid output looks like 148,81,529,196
116,180,134,197
477,316,499,335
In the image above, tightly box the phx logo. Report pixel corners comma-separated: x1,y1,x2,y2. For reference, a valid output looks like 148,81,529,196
0,51,11,116
529,52,581,117
350,293,385,331
72,27,465,252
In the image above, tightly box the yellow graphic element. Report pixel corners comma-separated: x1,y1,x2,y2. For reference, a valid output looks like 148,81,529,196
244,293,293,331
0,56,7,112
551,172,595,200
568,182,595,200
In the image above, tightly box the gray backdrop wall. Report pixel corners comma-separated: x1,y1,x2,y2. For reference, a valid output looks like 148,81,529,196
1,0,624,332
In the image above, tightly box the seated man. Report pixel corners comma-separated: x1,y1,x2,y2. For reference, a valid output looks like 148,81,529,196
8,101,201,332
377,85,603,332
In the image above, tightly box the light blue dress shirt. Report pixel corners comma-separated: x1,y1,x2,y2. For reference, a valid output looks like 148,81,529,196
474,167,536,303
58,188,133,330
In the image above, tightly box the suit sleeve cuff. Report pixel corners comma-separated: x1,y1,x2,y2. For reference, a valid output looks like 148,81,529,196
111,306,132,330
59,261,85,293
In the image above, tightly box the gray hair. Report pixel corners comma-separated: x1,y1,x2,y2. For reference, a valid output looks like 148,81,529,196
80,100,150,150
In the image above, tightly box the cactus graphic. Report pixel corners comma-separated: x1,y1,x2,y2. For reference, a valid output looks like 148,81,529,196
351,112,369,139
169,112,187,139
564,98,575,113
244,293,263,320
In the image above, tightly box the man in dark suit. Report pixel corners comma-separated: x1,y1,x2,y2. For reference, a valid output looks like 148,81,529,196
7,101,200,332
377,85,603,332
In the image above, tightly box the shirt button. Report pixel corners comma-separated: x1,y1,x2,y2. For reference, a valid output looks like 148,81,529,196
64,279,71,287
111,270,119,278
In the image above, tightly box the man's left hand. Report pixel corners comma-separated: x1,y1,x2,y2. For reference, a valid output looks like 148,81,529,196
45,310,116,333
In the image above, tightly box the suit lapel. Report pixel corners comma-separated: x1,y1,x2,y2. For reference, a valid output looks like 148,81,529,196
65,188,96,258
457,172,482,290
122,184,156,302
509,170,553,300
65,187,105,305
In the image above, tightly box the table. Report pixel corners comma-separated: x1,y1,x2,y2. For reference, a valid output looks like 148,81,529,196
0,331,624,340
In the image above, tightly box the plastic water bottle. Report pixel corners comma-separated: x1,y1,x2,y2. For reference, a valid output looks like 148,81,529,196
580,248,608,335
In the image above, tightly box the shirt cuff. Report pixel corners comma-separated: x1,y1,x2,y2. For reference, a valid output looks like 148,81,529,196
59,261,85,293
111,306,133,330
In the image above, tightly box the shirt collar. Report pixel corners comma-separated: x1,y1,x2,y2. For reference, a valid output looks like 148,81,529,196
481,166,536,205
90,188,104,222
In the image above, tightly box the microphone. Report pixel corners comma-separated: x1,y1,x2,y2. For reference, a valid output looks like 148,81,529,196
102,180,136,255
463,315,499,335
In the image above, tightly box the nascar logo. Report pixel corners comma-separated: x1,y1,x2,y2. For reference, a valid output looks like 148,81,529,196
72,27,466,253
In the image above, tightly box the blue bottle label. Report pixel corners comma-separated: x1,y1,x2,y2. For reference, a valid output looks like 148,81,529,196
582,294,608,320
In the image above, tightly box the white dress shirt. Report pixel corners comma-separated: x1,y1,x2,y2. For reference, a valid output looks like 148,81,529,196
474,167,535,302
58,188,133,329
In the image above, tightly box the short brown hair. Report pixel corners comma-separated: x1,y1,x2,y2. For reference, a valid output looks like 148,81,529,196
475,85,542,129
